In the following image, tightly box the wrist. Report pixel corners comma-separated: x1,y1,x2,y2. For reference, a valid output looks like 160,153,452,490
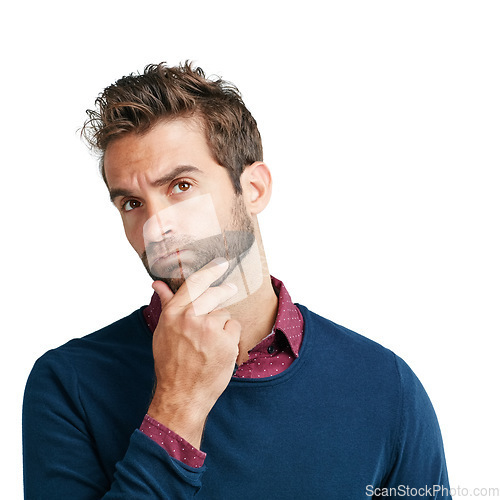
148,391,208,449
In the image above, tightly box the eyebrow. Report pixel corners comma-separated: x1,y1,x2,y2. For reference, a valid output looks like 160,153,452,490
109,165,202,203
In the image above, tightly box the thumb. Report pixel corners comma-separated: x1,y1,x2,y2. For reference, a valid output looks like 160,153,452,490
152,280,175,308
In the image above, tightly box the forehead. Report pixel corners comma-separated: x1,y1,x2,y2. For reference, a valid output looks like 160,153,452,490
103,117,215,186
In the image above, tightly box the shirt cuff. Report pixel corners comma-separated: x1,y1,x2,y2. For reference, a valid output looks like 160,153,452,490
139,414,206,468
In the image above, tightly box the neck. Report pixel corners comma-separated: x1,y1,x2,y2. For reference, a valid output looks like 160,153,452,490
221,230,278,366
228,275,278,366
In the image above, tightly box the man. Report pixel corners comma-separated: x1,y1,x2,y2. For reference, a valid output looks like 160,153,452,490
23,62,451,498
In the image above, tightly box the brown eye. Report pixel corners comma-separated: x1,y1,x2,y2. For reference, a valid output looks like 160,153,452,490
123,199,142,212
172,181,192,194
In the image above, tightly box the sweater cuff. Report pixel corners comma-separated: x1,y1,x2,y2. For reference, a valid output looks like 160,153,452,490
139,414,206,468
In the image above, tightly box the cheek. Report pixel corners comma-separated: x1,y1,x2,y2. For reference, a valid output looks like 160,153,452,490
161,194,223,239
180,212,222,239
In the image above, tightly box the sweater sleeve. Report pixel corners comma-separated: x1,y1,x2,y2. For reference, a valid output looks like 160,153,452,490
378,355,452,499
22,351,205,499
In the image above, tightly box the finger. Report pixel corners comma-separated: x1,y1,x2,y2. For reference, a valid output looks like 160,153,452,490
191,283,238,316
152,280,175,308
223,318,242,340
204,308,232,331
175,257,229,307
206,307,232,323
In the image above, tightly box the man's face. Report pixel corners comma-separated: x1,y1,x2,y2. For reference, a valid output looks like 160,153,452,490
104,118,255,293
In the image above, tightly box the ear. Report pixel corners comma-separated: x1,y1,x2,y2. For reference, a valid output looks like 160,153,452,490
240,162,272,215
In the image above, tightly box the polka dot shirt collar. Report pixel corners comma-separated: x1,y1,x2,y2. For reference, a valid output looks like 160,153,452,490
269,276,303,358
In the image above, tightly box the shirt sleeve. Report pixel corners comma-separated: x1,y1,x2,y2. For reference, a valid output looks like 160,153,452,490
139,414,206,468
379,355,452,499
22,351,206,499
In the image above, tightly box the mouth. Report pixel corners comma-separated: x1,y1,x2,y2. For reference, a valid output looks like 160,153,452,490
152,249,185,267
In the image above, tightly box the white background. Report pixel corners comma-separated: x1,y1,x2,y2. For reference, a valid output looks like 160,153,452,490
2,1,499,497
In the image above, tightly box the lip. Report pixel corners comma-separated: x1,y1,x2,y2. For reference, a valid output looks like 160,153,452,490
152,249,185,266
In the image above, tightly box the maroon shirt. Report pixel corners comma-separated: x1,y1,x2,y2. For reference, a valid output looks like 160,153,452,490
140,276,304,467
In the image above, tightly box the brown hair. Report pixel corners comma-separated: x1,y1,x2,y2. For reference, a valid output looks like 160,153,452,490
82,62,263,193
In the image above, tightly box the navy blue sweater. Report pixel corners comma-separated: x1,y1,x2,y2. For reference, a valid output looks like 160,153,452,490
23,305,451,498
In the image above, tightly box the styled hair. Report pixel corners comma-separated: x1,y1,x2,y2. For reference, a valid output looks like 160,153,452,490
82,62,263,193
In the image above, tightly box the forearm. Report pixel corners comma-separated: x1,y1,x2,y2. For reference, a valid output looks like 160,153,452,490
147,390,208,451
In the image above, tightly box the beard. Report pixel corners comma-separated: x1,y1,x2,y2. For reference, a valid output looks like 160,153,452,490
141,196,255,293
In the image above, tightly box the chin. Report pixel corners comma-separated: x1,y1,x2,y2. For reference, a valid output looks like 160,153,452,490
161,277,184,294
147,265,196,294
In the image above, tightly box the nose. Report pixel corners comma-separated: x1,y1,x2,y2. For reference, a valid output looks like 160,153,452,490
143,204,174,245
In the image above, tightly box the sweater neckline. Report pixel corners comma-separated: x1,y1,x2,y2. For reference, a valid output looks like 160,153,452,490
134,304,311,388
